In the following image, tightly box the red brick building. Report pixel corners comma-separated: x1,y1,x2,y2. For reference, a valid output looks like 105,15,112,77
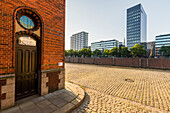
0,0,65,110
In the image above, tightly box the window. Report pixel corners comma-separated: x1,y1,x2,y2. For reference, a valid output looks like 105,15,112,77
20,16,34,29
18,36,36,46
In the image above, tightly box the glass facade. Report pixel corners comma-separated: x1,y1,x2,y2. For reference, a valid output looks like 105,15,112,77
91,40,119,52
155,34,170,56
70,31,88,50
18,36,36,46
127,4,147,49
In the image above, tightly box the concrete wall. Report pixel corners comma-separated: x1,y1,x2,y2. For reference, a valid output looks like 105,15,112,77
65,57,170,69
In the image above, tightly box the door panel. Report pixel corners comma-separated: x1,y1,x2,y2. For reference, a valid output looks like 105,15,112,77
16,46,38,100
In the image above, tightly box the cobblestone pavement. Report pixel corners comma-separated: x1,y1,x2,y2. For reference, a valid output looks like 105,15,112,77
66,63,170,112
72,89,164,113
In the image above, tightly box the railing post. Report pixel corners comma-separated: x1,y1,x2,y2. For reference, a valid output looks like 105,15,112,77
139,58,141,67
147,59,149,67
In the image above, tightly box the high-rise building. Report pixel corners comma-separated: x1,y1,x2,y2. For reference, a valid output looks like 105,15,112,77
126,4,147,48
91,39,119,52
70,31,88,50
155,34,170,56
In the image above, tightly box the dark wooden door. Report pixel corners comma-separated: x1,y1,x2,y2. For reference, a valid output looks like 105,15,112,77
15,45,38,100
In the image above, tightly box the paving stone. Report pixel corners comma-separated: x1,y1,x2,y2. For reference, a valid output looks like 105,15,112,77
1,106,22,113
41,104,58,113
53,103,75,113
52,90,63,96
23,107,42,113
19,101,42,113
64,95,75,102
51,98,68,108
36,100,52,108
32,96,46,103
1,81,85,113
66,63,169,113
44,93,54,99
19,101,36,112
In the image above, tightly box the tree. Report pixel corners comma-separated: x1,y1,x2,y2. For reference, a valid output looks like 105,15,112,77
159,46,170,57
109,47,119,57
67,49,74,57
130,44,146,57
120,47,130,57
79,48,92,57
65,50,68,56
93,49,102,57
103,49,110,57
73,50,79,57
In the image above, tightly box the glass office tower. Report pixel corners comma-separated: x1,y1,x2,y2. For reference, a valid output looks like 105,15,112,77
126,4,147,48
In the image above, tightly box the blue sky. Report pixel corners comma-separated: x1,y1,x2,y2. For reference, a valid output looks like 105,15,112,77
65,0,170,50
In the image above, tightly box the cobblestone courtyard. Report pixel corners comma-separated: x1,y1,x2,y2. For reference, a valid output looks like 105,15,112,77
66,63,170,113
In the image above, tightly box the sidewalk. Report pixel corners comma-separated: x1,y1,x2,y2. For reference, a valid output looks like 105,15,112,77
1,82,85,113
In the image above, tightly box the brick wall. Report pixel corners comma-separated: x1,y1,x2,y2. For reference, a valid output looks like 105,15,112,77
94,58,113,65
0,0,65,74
141,58,148,68
66,57,170,69
148,58,170,69
0,0,65,109
162,59,170,69
114,58,139,67
82,58,94,64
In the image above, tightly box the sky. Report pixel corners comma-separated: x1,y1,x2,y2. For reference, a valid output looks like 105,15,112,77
65,0,170,50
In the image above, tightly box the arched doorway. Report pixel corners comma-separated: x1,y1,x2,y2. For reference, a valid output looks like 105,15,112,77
14,8,42,100
15,35,38,100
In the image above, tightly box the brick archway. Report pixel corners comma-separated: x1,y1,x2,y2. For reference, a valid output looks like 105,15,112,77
14,7,43,99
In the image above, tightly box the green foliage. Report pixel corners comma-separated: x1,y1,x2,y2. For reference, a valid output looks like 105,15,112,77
65,50,68,56
79,48,92,57
159,46,170,57
73,50,79,57
109,47,119,57
67,49,74,57
93,49,102,57
103,49,110,56
120,47,130,57
130,44,146,57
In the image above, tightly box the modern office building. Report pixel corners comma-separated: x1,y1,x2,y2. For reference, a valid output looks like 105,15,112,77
126,4,147,48
91,39,119,51
119,42,125,52
140,42,147,50
70,31,88,50
155,34,170,56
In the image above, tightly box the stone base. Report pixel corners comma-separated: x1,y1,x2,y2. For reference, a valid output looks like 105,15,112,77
0,74,15,110
41,69,65,94
0,69,65,110
41,73,49,96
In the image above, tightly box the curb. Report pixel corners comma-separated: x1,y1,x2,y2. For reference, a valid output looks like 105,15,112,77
53,82,85,113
